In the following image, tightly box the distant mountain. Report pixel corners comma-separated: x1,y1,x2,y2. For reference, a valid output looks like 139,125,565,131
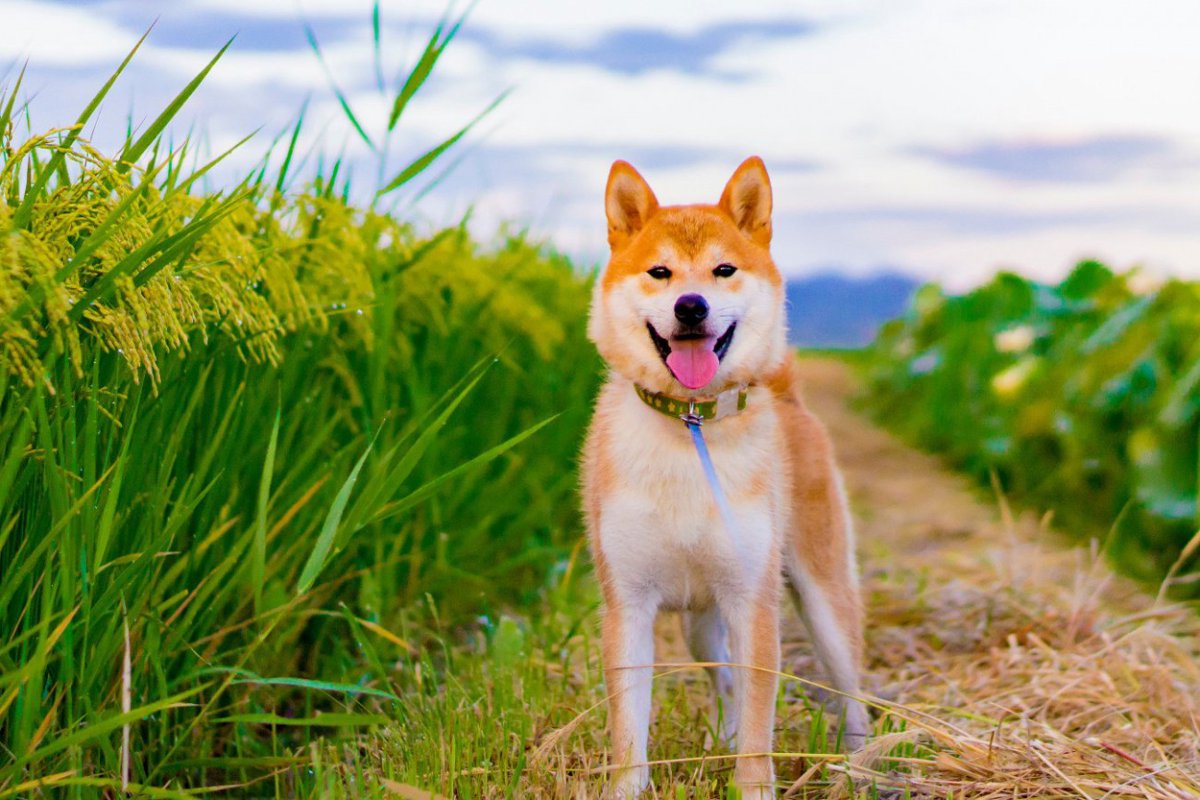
785,272,920,348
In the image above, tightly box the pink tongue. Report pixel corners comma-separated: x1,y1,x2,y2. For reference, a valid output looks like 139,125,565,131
665,338,720,389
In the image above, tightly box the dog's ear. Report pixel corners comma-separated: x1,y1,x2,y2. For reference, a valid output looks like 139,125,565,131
718,156,772,246
605,160,659,248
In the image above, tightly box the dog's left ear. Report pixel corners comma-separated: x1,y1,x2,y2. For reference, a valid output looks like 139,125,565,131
719,156,772,246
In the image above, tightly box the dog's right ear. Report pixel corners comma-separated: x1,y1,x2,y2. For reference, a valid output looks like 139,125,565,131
605,160,658,248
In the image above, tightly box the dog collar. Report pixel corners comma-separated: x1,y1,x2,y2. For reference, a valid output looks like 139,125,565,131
634,384,748,425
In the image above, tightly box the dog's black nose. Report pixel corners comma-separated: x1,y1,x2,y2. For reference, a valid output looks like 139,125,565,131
674,294,709,325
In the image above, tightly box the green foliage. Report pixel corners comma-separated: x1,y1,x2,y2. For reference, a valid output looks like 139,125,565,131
864,261,1200,590
0,24,599,796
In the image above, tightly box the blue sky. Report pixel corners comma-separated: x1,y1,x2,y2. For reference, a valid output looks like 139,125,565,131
5,0,1200,288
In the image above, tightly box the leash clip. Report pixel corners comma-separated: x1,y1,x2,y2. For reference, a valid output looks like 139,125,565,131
680,399,704,427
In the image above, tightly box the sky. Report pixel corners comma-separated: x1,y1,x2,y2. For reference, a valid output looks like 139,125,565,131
5,0,1200,289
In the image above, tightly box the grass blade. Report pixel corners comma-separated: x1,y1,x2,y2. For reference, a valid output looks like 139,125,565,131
296,433,378,595
378,90,507,196
3,685,208,779
119,37,234,170
372,0,385,92
253,405,281,614
0,61,28,141
215,712,389,727
345,358,492,531
226,675,398,703
305,23,375,152
369,414,558,525
273,99,308,195
387,9,468,132
0,778,195,800
176,127,258,194
93,430,131,582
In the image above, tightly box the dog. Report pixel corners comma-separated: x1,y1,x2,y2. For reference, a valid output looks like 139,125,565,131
581,157,868,799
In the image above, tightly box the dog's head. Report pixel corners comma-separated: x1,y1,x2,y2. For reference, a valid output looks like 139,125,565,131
588,157,787,397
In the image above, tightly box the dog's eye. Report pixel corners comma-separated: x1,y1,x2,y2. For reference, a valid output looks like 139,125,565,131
646,266,672,280
713,263,738,278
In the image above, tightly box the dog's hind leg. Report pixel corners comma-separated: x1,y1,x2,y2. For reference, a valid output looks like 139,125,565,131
780,401,869,750
787,560,869,750
683,605,737,748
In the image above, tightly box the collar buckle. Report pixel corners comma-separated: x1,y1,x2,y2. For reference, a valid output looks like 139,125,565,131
679,399,704,427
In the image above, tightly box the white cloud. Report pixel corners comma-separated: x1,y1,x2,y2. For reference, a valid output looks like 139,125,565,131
11,0,1200,286
185,0,382,19
142,46,330,91
187,0,848,40
0,1,139,65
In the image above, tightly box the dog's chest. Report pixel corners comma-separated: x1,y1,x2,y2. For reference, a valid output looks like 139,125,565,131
592,387,785,606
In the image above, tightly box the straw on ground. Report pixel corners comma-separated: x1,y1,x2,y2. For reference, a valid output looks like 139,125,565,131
516,358,1200,799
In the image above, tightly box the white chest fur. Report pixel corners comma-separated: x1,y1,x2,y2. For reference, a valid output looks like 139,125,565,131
586,380,786,611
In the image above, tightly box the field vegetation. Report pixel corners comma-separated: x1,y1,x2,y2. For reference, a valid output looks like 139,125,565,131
865,261,1200,595
0,22,600,797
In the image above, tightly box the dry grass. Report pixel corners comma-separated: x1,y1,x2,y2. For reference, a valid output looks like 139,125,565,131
520,359,1200,798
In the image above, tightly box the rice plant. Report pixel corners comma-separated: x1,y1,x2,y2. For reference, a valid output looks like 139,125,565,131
0,15,599,796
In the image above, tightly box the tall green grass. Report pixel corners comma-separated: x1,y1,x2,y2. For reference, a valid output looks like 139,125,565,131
864,261,1200,594
0,19,599,795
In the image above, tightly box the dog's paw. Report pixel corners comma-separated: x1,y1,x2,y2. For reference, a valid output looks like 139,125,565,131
608,765,649,799
733,758,775,800
838,699,871,752
733,781,776,800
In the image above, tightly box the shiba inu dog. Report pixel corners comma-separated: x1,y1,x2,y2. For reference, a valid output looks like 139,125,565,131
581,157,868,799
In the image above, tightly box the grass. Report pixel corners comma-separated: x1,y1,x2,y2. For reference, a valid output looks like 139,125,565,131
0,16,600,796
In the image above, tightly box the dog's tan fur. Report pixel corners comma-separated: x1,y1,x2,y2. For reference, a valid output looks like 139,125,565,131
581,158,868,798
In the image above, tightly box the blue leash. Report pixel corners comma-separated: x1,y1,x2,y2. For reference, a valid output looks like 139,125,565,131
683,407,751,575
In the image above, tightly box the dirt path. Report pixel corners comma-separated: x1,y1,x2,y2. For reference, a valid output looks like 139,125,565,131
653,358,1200,798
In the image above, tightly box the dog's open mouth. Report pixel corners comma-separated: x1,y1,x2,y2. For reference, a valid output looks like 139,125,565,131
646,322,736,390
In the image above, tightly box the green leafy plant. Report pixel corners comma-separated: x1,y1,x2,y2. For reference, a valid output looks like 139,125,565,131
864,261,1200,593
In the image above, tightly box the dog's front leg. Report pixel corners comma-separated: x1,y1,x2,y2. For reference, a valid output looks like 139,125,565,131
726,588,780,800
601,600,657,798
